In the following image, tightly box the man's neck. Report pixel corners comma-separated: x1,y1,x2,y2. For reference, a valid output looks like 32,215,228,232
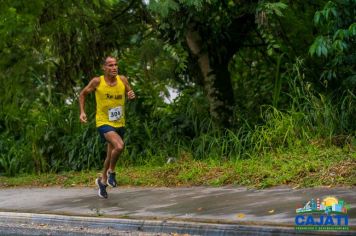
104,75,116,82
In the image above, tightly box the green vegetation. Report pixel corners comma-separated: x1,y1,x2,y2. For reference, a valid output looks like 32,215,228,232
1,145,354,188
0,1,355,187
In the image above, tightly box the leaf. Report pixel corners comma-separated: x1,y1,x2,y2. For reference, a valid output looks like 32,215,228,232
333,29,344,40
349,23,356,36
321,44,328,57
309,41,317,56
331,7,338,18
314,11,321,25
316,44,322,57
309,36,329,57
236,213,245,218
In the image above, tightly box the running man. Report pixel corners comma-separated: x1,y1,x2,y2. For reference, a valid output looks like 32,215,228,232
79,56,135,198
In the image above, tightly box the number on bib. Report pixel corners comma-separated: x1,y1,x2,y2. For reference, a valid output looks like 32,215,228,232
108,106,122,121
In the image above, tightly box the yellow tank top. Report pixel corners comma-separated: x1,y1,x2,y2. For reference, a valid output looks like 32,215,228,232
95,75,126,128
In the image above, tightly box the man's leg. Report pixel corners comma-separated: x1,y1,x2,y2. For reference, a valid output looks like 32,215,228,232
103,131,124,187
101,142,113,184
96,144,111,198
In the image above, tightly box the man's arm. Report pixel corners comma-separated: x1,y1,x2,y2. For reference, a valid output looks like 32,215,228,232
119,76,136,100
79,77,100,123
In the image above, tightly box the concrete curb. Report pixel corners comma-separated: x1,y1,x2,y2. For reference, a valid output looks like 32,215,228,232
0,212,354,236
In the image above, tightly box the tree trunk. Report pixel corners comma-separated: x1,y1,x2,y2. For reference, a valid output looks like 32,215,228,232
186,29,234,127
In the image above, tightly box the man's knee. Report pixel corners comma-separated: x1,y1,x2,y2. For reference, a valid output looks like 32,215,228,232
113,143,124,153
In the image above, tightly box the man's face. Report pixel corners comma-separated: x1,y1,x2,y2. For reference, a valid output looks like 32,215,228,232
104,57,118,78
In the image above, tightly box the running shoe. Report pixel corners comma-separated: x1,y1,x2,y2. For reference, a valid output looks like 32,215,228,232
107,171,117,187
95,177,108,198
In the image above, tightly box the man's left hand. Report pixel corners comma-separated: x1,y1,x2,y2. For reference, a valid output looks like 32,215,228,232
127,90,136,100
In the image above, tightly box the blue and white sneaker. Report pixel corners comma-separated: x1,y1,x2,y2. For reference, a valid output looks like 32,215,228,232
107,171,117,187
95,177,108,198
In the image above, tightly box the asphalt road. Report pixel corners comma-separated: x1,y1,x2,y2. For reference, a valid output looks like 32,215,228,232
0,186,354,235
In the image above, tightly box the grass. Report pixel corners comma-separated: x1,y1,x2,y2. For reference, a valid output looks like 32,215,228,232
0,144,354,189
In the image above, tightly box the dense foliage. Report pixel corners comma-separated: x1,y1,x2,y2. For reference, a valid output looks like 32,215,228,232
0,0,354,176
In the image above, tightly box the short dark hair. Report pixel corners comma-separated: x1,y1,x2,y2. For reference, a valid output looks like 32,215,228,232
102,56,116,65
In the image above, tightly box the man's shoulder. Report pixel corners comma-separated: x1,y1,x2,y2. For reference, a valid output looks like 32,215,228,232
84,76,101,90
91,76,101,85
117,75,127,79
118,75,128,83
118,75,130,86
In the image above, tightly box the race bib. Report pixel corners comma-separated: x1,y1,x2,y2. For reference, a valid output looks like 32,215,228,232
108,106,122,121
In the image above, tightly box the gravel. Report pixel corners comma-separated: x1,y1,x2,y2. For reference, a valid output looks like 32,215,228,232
0,222,187,236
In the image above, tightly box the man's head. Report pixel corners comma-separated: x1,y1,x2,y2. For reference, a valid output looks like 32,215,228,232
102,56,118,78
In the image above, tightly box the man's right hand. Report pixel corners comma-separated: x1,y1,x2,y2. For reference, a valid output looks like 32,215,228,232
80,113,87,123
